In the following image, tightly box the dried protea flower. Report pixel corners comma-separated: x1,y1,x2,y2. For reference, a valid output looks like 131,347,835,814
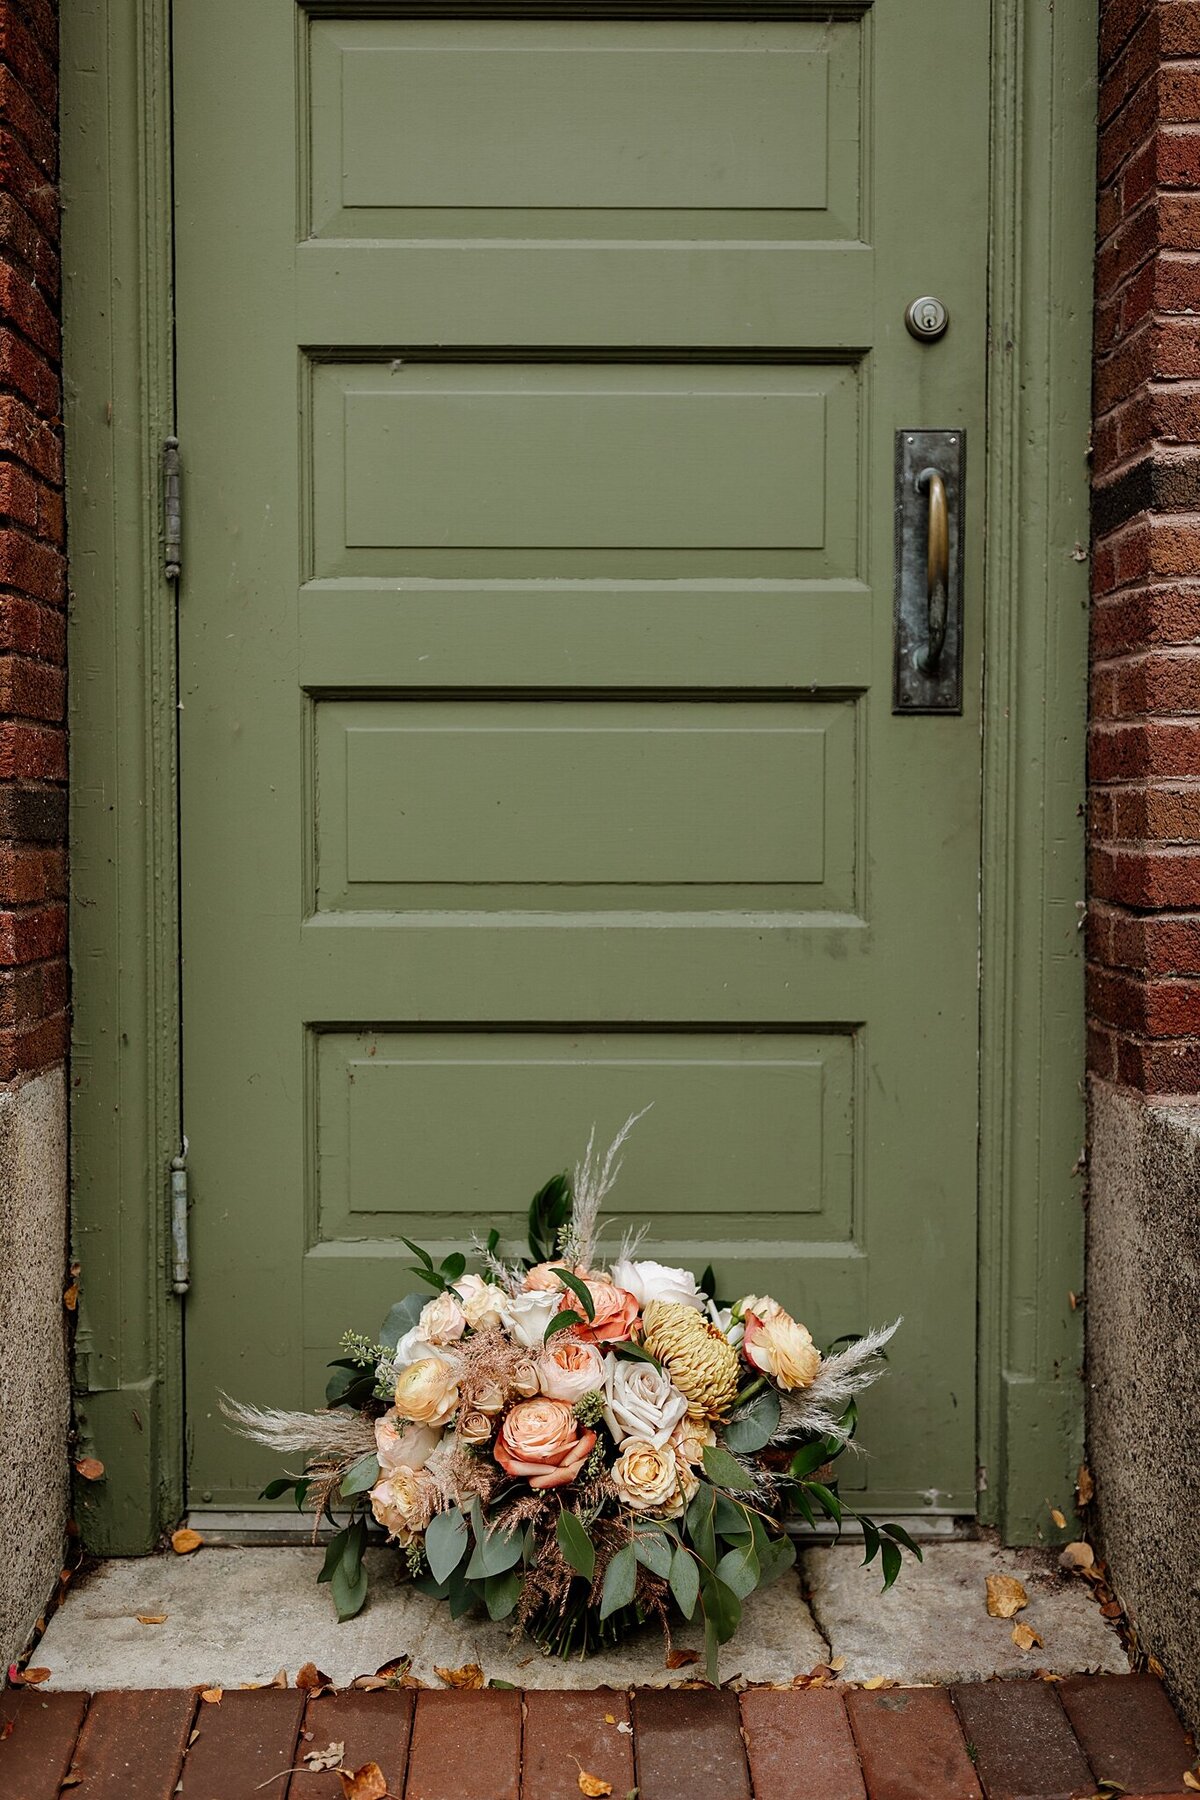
640,1300,740,1421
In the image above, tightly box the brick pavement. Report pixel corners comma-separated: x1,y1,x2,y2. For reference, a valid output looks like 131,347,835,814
0,1672,1193,1800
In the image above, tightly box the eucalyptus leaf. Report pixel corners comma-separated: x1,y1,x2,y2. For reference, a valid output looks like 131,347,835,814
599,1543,637,1620
484,1568,523,1621
556,1510,596,1581
722,1389,781,1456
703,1611,720,1685
686,1483,717,1570
342,1517,368,1587
331,1556,369,1621
715,1541,760,1600
325,1363,374,1409
632,1526,672,1580
701,1574,743,1645
380,1292,426,1351
317,1527,348,1585
425,1506,469,1585
701,1445,756,1493
713,1494,753,1542
467,1521,525,1579
340,1452,381,1498
668,1545,700,1620
755,1534,796,1590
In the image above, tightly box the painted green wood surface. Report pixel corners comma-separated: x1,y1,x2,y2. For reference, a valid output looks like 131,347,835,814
173,1,990,1513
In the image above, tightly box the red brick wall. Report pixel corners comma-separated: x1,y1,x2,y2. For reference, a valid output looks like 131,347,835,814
1090,0,1200,1096
0,0,64,1084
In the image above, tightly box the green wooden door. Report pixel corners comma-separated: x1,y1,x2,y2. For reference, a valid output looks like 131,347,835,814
175,0,989,1515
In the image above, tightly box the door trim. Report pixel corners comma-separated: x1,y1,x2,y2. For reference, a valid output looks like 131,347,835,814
62,0,1093,1550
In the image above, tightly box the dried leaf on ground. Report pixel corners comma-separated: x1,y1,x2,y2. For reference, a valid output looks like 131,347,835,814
604,1714,616,1725
171,1527,203,1555
1182,1771,1200,1792
1011,1621,1043,1652
434,1662,484,1689
665,1648,700,1670
1050,1508,1067,1529
74,1459,105,1482
63,1283,79,1312
861,1676,893,1691
829,1655,846,1672
339,1762,389,1800
985,1574,1028,1618
200,1687,223,1704
578,1772,613,1797
1058,1541,1095,1574
136,1615,168,1626
296,1661,334,1693
1076,1464,1095,1506
303,1740,345,1772
16,1668,50,1686
59,1771,81,1789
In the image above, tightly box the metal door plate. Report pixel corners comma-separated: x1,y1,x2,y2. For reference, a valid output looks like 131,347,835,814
893,428,965,714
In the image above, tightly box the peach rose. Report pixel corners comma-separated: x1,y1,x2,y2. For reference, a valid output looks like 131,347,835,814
369,1466,438,1543
458,1409,494,1447
572,1280,640,1345
511,1358,540,1397
419,1291,467,1346
741,1298,821,1391
493,1397,596,1491
523,1261,576,1292
374,1410,441,1477
392,1354,460,1427
537,1338,605,1403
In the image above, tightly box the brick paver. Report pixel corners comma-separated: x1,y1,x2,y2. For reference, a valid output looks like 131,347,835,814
846,1686,982,1800
0,1674,1191,1798
633,1687,751,1800
404,1688,522,1800
1058,1673,1196,1797
522,1689,636,1800
292,1688,416,1799
741,1687,866,1800
951,1680,1095,1800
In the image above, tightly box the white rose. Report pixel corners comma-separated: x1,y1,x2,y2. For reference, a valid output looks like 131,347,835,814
610,1258,705,1312
602,1353,689,1449
453,1272,506,1332
374,1411,441,1477
500,1288,563,1348
419,1291,467,1346
392,1324,439,1370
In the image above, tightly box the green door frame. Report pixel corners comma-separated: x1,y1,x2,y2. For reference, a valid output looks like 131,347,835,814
61,0,1095,1553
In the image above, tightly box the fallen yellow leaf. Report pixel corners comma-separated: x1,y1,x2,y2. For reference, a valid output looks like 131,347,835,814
985,1574,1028,1619
63,1283,79,1312
136,1615,168,1626
1076,1463,1095,1506
200,1687,222,1704
339,1763,388,1800
434,1663,485,1689
604,1714,616,1725
1182,1773,1200,1793
1011,1621,1043,1652
171,1527,203,1555
862,1675,891,1690
829,1655,846,1672
18,1668,50,1685
578,1774,613,1798
1050,1508,1067,1529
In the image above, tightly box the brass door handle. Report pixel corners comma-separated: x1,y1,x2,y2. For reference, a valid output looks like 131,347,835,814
915,467,948,672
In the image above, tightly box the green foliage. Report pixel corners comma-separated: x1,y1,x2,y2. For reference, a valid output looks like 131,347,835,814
632,1524,673,1580
556,1509,596,1581
554,1267,596,1321
544,1308,583,1343
600,1543,637,1619
340,1452,381,1498
379,1292,425,1352
324,1360,377,1411
425,1505,469,1585
527,1172,572,1264
701,1445,755,1493
721,1389,781,1456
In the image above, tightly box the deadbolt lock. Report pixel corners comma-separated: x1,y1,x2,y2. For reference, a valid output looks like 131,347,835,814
905,295,949,342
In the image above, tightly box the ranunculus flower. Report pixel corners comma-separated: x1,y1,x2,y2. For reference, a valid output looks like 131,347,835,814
493,1398,596,1490
602,1354,688,1448
572,1281,640,1345
458,1409,494,1447
374,1410,441,1477
741,1298,821,1391
610,1258,706,1313
611,1438,680,1512
453,1273,506,1332
392,1354,460,1426
419,1291,467,1346
501,1289,563,1348
369,1467,438,1543
537,1339,605,1403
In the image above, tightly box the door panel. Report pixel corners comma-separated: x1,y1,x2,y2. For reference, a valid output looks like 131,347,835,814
175,0,989,1513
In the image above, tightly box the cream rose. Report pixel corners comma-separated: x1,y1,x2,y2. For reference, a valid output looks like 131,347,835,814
537,1339,605,1403
369,1466,438,1543
392,1353,460,1427
610,1258,706,1313
453,1273,506,1332
501,1289,563,1348
458,1409,494,1447
512,1358,540,1397
494,1398,596,1490
471,1377,507,1416
374,1410,441,1477
391,1324,438,1371
741,1298,821,1391
419,1291,467,1346
602,1354,688,1448
669,1415,716,1468
611,1438,680,1512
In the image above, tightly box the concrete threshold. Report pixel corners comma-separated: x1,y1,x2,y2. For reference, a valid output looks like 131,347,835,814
33,1541,1128,1693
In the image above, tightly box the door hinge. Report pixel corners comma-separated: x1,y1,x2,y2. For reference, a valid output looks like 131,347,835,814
163,435,182,582
170,1145,190,1295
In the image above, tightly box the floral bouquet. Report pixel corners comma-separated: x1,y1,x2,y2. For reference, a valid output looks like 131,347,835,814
227,1116,918,1677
